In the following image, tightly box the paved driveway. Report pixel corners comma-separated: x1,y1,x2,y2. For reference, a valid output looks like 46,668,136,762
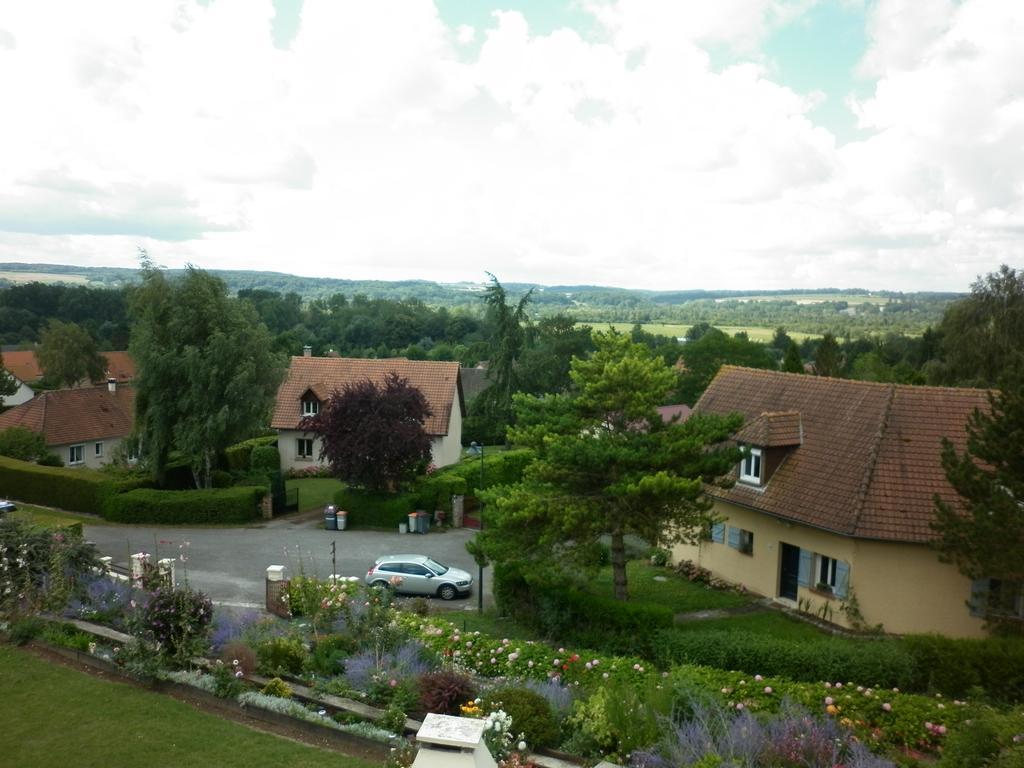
84,516,489,611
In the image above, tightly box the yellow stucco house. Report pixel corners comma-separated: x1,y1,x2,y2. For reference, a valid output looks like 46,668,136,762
672,366,998,638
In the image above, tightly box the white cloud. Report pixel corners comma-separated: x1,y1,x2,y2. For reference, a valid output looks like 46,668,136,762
0,0,1020,291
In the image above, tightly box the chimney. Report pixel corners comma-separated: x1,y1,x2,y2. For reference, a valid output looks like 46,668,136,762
302,345,312,358
107,377,117,393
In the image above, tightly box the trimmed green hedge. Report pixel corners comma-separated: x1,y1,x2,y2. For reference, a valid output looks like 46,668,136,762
452,449,533,496
104,486,264,525
901,634,1024,703
225,435,278,471
0,455,145,515
333,488,415,529
652,629,917,690
414,473,468,513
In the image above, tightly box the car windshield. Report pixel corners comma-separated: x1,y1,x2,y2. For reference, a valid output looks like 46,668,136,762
424,558,449,575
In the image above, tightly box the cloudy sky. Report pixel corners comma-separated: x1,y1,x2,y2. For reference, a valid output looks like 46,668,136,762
0,0,1021,291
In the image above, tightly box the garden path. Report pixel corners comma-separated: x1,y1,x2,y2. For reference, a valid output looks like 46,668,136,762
673,597,774,624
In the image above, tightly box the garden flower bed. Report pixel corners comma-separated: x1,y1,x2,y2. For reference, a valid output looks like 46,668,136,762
4,516,1021,768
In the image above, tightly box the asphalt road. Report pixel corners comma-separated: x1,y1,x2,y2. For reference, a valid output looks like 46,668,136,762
83,515,489,611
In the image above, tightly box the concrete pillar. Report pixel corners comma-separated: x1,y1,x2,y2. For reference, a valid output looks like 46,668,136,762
99,556,113,573
412,714,496,768
261,493,274,520
452,495,464,528
265,565,290,618
130,552,150,587
157,557,176,588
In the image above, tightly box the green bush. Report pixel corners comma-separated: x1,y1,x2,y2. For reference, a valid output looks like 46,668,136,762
104,486,263,524
210,469,234,488
7,616,45,645
0,455,144,514
902,634,1024,703
39,621,94,652
414,472,468,513
493,564,672,643
306,634,357,677
260,677,293,698
333,488,415,529
453,449,533,495
939,707,1024,768
652,629,917,690
37,452,63,467
482,686,560,748
224,435,278,471
0,426,49,462
256,636,308,677
250,445,280,474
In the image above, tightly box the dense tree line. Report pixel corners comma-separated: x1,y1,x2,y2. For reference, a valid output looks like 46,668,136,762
1,265,1018,408
0,283,129,348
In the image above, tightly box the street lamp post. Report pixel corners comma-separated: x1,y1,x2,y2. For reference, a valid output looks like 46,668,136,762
469,441,485,613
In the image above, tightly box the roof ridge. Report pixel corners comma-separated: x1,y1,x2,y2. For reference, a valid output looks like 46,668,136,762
849,383,896,536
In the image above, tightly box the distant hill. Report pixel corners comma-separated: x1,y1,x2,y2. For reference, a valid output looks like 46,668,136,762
0,262,962,334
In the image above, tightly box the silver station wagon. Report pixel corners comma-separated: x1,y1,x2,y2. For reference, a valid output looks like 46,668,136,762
364,554,473,600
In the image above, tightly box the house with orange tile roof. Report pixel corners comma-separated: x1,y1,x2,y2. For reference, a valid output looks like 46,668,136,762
0,380,135,468
0,351,36,406
271,350,465,474
671,365,996,638
0,349,136,392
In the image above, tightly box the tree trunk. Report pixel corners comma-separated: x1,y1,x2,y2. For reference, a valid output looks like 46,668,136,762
610,525,629,601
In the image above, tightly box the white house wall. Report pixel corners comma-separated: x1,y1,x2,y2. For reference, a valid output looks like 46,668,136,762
53,437,124,470
3,379,34,406
279,391,464,473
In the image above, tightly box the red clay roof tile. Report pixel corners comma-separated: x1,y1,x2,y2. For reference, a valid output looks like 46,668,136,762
695,366,989,543
271,357,463,436
0,384,135,445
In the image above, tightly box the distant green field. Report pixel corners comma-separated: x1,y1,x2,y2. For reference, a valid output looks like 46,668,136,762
600,323,818,343
721,293,890,305
0,270,90,285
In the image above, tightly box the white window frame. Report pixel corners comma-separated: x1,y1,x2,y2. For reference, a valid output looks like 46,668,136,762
297,438,314,459
302,399,319,417
69,444,85,465
739,447,763,484
738,528,754,555
818,555,839,590
95,441,104,458
127,443,140,462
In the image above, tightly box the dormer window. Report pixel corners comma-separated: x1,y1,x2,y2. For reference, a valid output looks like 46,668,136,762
739,446,763,484
302,398,320,417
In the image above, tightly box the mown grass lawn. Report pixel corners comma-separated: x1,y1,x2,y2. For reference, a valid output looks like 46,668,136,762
286,477,345,513
0,646,374,768
8,502,103,528
588,561,753,613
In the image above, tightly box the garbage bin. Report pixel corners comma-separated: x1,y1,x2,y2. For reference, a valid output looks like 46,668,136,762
414,510,430,534
408,512,418,534
336,509,347,531
324,505,337,531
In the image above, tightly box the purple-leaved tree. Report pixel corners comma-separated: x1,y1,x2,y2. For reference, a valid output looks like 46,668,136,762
303,372,432,492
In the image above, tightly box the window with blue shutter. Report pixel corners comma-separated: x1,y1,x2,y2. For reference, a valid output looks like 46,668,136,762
798,549,813,587
727,526,740,549
968,578,989,616
835,560,850,598
711,523,725,544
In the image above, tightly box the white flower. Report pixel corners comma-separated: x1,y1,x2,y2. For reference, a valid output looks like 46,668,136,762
517,741,526,751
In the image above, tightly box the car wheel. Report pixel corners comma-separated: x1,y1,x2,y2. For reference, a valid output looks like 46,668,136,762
371,579,391,591
438,584,457,601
